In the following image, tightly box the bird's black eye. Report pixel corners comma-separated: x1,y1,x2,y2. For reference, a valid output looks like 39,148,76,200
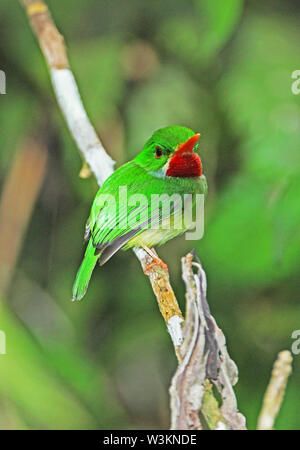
155,146,163,159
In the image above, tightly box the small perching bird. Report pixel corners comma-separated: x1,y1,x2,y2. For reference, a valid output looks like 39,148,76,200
72,126,207,301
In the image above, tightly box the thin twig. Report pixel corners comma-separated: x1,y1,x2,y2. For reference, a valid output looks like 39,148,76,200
257,350,293,430
19,0,183,350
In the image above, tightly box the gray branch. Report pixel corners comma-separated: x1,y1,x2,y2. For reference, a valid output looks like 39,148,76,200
170,252,247,430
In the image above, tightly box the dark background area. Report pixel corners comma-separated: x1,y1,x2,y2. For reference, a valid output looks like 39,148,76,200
0,0,299,429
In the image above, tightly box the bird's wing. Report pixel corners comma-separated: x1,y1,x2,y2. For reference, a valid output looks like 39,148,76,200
97,197,183,265
88,163,184,264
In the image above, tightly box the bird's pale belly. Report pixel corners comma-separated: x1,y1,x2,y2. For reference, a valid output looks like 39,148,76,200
124,209,195,249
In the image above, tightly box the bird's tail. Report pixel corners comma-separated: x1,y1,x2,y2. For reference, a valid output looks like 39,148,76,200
72,240,99,301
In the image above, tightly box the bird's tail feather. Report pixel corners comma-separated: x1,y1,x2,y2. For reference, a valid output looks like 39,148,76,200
72,240,98,301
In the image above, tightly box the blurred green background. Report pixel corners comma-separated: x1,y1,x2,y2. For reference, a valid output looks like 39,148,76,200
0,0,299,430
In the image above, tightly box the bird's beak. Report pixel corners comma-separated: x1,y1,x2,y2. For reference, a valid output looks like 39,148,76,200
176,133,201,155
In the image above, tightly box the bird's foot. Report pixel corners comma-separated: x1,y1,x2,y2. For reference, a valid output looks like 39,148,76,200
143,257,169,274
142,245,169,274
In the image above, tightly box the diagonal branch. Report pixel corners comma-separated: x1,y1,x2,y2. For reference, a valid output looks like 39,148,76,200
257,350,293,430
19,0,183,351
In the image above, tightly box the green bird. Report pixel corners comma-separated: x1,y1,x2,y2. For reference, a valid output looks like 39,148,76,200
72,126,207,301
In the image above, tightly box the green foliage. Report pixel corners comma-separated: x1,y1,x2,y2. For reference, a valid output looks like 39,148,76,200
200,14,300,286
126,66,218,153
71,38,125,121
195,0,244,61
157,0,243,67
0,302,98,429
0,0,299,430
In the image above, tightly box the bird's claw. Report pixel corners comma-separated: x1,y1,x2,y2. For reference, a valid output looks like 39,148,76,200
143,258,169,274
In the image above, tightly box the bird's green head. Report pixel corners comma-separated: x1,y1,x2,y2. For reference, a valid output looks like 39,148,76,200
134,126,202,178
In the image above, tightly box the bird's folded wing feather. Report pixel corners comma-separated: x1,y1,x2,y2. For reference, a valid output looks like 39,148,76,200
87,162,183,260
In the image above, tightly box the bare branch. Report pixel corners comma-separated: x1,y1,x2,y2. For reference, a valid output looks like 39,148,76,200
19,0,183,349
170,252,247,430
257,350,293,430
134,248,183,359
20,0,114,186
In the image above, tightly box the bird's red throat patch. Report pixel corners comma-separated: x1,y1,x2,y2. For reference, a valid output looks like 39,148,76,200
166,134,202,178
